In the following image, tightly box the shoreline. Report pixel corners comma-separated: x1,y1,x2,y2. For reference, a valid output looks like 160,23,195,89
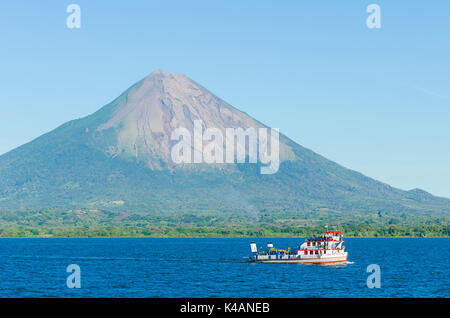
1,235,449,239
1,223,448,238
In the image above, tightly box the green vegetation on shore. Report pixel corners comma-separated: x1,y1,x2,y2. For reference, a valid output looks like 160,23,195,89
0,208,448,238
0,223,448,238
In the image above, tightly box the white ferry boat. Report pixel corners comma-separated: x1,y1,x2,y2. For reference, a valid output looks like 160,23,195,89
250,231,348,264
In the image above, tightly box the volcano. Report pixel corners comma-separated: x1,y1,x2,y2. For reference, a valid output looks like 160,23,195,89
0,70,449,222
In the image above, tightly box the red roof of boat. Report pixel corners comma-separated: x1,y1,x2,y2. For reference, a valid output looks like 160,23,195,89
325,231,341,234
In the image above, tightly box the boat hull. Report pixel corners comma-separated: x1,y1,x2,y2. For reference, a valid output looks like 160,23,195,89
252,253,348,264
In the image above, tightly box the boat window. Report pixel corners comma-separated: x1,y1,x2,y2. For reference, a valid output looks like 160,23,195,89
307,242,310,246
315,251,318,254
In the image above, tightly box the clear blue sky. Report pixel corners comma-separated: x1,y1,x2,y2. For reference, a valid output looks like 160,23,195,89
0,1,449,198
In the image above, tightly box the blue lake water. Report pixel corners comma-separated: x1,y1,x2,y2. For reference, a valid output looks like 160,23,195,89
0,238,448,297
